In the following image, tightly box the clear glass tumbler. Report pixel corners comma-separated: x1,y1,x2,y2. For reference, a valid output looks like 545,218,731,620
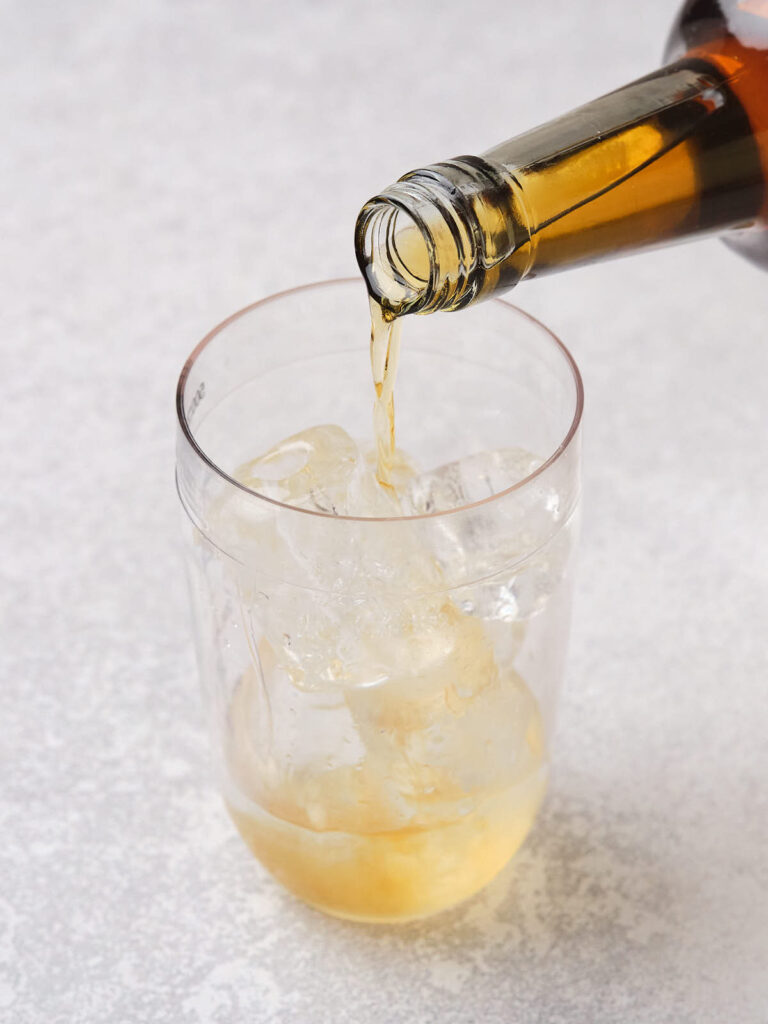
176,279,583,923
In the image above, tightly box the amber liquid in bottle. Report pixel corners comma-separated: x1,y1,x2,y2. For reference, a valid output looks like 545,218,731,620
356,0,768,318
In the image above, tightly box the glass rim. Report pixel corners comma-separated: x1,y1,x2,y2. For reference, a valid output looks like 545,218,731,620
176,277,584,523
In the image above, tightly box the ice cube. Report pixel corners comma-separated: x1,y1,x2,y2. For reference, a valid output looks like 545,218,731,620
341,598,543,824
404,447,543,515
236,424,372,515
404,447,575,620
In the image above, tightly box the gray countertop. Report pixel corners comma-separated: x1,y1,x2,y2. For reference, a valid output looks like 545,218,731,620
3,1,767,1021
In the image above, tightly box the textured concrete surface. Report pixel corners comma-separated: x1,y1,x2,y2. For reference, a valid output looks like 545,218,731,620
3,1,767,1021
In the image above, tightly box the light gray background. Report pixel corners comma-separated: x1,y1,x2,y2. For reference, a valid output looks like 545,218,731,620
3,1,767,1021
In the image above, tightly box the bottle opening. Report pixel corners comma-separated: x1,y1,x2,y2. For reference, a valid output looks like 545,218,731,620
355,202,433,316
355,160,519,315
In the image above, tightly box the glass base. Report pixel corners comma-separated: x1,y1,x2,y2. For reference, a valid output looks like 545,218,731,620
226,777,546,923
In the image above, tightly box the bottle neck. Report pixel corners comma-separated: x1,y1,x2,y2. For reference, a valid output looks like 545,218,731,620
356,52,765,314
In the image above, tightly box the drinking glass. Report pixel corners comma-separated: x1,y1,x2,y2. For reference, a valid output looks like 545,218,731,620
176,279,583,922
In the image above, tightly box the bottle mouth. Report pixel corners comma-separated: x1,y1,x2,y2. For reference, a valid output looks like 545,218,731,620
355,162,488,316
355,198,434,316
355,158,524,316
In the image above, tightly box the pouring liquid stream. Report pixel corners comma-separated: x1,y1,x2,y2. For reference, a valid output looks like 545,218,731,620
369,297,403,490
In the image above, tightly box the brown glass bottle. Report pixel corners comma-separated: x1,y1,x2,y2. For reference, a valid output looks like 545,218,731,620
355,0,768,316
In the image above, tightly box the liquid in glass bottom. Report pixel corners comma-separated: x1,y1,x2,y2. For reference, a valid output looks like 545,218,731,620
226,763,545,922
223,652,546,922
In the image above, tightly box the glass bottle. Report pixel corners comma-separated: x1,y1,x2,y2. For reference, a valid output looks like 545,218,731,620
355,0,768,316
